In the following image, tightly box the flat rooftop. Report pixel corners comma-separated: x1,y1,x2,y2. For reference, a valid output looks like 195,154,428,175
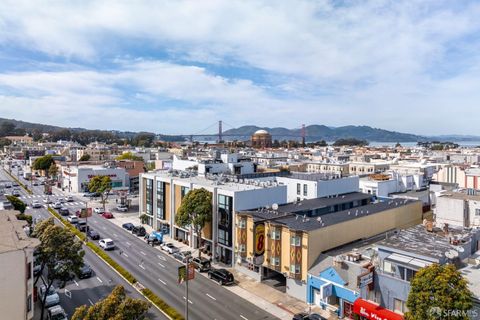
277,192,371,213
143,171,284,192
438,191,480,201
377,224,474,260
0,210,39,254
241,196,418,232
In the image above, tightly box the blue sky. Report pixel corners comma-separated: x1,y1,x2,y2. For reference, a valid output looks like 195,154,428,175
0,0,479,135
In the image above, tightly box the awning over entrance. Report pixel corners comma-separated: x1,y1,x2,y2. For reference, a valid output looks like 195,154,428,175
353,299,403,320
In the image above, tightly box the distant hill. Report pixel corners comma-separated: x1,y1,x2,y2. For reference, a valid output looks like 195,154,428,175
223,125,425,142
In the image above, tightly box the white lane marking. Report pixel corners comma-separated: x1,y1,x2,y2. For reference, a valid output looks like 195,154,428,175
43,205,47,208
139,264,146,270
96,277,103,283
140,251,146,256
113,233,118,237
183,297,193,304
73,280,79,287
123,253,129,258
206,293,216,301
240,316,248,320
158,278,167,285
158,263,165,268
126,242,131,246
157,255,166,261
93,220,98,224
88,299,94,305
65,289,71,298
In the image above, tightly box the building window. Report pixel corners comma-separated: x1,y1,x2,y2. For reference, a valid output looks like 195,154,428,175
290,235,301,246
156,181,165,220
145,179,153,215
303,184,308,196
181,186,190,199
27,294,32,312
26,262,31,280
394,299,407,314
290,264,300,274
239,244,246,252
271,229,281,240
218,194,233,246
404,268,416,282
383,260,395,274
271,257,280,266
476,209,480,216
238,219,246,229
297,183,301,195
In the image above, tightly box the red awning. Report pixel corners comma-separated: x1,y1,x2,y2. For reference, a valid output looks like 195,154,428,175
353,299,404,320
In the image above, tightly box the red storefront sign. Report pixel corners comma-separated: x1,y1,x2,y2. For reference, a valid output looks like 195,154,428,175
353,299,403,320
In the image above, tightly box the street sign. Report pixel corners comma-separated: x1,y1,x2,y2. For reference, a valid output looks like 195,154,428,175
178,264,195,284
79,208,93,218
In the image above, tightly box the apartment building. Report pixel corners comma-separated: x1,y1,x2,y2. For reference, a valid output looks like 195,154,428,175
433,164,467,186
305,162,349,177
0,210,40,320
139,171,287,265
435,191,480,228
348,162,389,176
236,193,422,300
374,224,480,316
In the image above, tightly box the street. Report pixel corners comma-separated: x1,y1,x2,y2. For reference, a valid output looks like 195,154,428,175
2,165,279,320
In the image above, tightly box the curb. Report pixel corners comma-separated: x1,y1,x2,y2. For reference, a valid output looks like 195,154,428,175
44,207,181,320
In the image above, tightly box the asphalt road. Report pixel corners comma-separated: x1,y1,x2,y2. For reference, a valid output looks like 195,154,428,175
3,165,279,320
0,167,167,320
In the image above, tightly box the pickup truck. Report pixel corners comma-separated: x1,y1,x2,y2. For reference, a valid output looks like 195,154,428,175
146,231,163,246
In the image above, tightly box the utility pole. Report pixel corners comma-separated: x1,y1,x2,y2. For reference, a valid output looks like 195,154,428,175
185,256,189,320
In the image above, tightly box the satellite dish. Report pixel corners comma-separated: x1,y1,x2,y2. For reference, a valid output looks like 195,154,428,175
445,251,454,259
456,246,465,253
272,203,279,211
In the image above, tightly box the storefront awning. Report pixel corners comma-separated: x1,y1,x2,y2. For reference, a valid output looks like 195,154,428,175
353,299,403,320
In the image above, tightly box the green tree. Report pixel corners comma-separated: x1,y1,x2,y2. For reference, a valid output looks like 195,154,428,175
405,264,473,320
0,121,16,136
79,154,91,161
116,152,144,161
175,188,212,257
16,213,33,225
0,137,12,148
6,195,27,213
33,155,55,175
88,176,112,211
33,220,84,320
72,285,149,320
48,163,58,180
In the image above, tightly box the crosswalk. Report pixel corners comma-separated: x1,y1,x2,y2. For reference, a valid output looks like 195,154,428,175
20,194,64,199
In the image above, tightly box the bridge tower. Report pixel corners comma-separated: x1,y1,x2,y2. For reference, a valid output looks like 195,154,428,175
301,124,306,146
218,120,223,143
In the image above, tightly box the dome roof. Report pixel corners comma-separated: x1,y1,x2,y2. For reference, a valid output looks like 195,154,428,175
254,129,270,135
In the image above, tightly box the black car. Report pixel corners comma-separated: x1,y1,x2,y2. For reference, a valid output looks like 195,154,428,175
78,264,92,279
132,226,146,237
207,268,234,285
122,223,134,231
58,207,70,216
292,313,327,320
191,257,211,272
87,229,100,240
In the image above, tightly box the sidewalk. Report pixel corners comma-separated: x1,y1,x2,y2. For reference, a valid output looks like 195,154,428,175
106,212,338,320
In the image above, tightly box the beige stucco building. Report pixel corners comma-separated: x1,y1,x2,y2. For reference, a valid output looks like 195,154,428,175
0,210,40,320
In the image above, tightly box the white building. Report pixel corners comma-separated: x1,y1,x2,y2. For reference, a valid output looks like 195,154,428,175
60,165,129,193
172,153,256,176
0,210,40,320
139,171,287,266
435,191,480,228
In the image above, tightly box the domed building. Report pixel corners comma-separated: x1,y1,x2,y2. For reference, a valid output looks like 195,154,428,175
251,129,272,148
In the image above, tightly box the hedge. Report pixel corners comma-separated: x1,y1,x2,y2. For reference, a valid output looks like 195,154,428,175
141,288,184,320
3,169,33,194
47,207,86,241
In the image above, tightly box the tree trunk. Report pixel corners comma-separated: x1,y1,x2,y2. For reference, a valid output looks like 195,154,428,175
40,279,54,320
196,226,202,258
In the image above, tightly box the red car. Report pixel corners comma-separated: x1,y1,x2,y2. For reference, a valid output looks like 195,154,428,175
102,212,114,219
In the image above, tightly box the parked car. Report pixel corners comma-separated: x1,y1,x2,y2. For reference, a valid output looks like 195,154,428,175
57,197,65,203
76,220,88,232
58,207,70,216
94,207,104,214
39,285,60,308
87,228,100,240
83,192,100,198
102,212,114,219
161,242,180,254
116,204,128,212
78,263,92,279
66,195,74,202
122,222,134,231
32,200,42,208
67,215,79,224
292,313,309,320
43,198,52,204
12,182,19,187
207,268,234,285
132,225,146,237
51,202,62,209
191,257,211,272
47,305,68,320
146,231,163,246
173,251,192,263
33,181,39,186
12,188,20,196
99,238,115,250
292,314,327,320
